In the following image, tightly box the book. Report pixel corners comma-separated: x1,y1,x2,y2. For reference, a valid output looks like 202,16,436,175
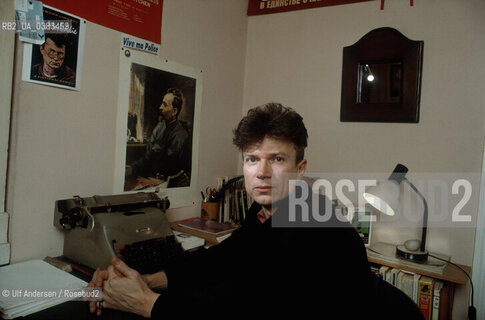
413,274,421,303
396,270,404,289
0,259,87,319
397,271,415,301
235,188,242,222
438,283,453,320
216,233,232,243
171,218,240,246
178,218,238,236
418,276,435,320
378,266,389,280
173,230,205,251
390,268,400,286
215,175,252,224
432,280,444,320
385,267,393,284
217,176,226,223
223,178,230,222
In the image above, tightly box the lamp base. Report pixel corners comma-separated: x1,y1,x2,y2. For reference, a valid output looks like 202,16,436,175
396,245,428,262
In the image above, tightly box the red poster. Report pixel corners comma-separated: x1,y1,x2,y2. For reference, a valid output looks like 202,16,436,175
248,0,374,16
41,0,163,44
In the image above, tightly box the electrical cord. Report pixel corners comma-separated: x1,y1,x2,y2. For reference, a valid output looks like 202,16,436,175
428,253,476,320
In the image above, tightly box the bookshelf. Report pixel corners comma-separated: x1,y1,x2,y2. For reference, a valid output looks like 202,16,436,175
367,254,470,285
367,244,471,320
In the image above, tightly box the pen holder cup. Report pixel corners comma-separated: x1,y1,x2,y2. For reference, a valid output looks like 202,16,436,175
201,201,219,221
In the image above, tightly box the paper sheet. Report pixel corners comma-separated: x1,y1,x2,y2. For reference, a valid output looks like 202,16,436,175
0,260,87,319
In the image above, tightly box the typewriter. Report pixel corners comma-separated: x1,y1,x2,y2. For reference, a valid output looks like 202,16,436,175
54,192,184,274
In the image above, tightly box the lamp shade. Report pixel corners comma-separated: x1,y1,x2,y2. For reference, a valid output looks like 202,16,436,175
363,164,429,262
363,179,400,216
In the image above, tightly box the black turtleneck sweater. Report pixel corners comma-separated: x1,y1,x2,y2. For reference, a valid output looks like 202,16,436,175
151,197,374,317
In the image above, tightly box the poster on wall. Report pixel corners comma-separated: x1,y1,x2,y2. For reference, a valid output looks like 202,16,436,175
247,0,374,16
41,0,163,44
21,5,85,91
14,0,45,45
114,49,202,208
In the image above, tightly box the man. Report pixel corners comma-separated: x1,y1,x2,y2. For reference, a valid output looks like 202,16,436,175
31,33,76,84
88,103,377,317
126,88,190,185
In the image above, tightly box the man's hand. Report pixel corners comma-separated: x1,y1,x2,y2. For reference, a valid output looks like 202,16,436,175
87,267,110,316
141,271,168,291
101,257,160,318
87,263,167,316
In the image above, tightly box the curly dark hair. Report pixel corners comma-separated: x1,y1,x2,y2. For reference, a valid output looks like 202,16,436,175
43,33,70,49
233,102,308,162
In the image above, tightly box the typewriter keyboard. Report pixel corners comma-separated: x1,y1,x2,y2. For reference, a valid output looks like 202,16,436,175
120,236,184,274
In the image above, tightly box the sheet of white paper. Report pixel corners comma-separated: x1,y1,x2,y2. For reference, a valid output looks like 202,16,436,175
0,259,87,318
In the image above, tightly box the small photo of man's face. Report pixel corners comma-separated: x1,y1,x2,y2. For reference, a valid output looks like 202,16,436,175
40,38,66,69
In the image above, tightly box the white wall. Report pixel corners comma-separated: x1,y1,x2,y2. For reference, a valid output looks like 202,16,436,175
7,0,247,262
0,0,15,265
6,0,485,318
243,0,485,318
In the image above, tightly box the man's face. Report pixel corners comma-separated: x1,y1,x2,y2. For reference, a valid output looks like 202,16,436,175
243,136,307,210
40,38,65,70
159,93,178,121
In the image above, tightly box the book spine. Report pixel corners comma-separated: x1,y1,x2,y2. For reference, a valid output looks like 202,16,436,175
230,185,235,222
396,271,404,291
385,268,393,284
237,179,246,222
413,274,421,303
237,187,243,222
438,283,452,320
432,280,443,320
223,176,230,222
235,188,241,223
218,177,225,223
379,266,389,280
212,176,250,225
391,268,399,286
418,277,434,320
242,188,249,219
403,273,415,301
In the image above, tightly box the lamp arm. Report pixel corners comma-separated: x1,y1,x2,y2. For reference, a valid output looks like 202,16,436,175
403,178,428,252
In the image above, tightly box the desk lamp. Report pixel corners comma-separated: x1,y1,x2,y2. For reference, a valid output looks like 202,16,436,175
363,164,429,262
